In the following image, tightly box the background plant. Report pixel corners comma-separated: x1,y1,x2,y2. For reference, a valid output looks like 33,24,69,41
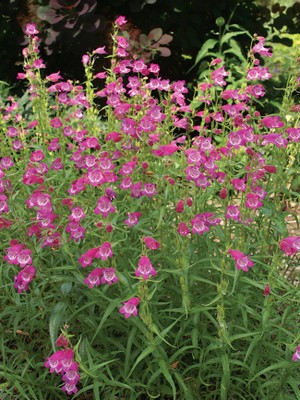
0,17,300,400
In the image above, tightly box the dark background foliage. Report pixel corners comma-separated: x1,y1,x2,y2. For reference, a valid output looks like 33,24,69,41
0,0,299,94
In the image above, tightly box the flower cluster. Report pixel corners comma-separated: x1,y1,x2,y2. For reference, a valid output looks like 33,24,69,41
44,345,80,395
4,240,36,293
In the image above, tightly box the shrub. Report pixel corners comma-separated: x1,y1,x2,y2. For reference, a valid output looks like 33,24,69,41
0,17,300,399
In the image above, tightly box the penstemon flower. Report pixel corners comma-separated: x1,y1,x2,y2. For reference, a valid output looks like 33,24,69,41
228,249,254,272
119,297,140,318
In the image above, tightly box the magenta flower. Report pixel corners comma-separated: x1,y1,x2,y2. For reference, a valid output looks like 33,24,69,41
261,116,284,129
25,23,39,36
135,256,157,280
292,346,300,362
84,268,103,288
279,236,300,256
144,236,160,250
252,36,272,57
152,144,178,156
177,222,190,236
45,348,80,395
119,297,140,319
95,242,113,260
78,247,99,268
175,199,185,213
245,193,263,210
228,249,254,272
14,265,36,293
225,205,240,221
94,196,115,217
124,212,142,227
191,215,210,235
115,16,127,26
101,268,118,285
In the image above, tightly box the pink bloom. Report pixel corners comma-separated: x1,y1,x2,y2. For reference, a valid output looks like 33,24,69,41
124,212,142,227
95,241,113,260
115,16,127,26
144,236,160,250
25,23,39,36
262,134,288,148
152,144,178,156
69,206,86,222
263,284,271,296
14,265,36,293
245,193,263,210
135,256,157,280
292,346,300,362
177,222,190,236
119,297,140,319
46,71,63,82
50,117,63,128
231,178,247,192
56,335,69,348
191,214,210,235
82,54,90,65
101,268,118,285
84,268,103,288
228,249,254,272
93,46,107,55
78,247,99,267
225,205,240,221
176,200,185,213
279,236,300,256
252,37,272,57
94,196,115,217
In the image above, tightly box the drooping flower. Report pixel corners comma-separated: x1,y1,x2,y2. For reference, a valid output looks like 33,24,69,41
143,236,160,250
279,236,300,256
228,249,254,272
135,256,157,280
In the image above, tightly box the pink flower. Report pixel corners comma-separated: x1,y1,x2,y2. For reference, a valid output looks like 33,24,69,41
119,297,140,319
46,71,63,82
25,23,39,36
263,284,271,296
94,196,115,217
124,212,142,227
93,46,107,55
228,249,254,272
177,222,190,236
152,144,178,156
95,241,113,260
84,268,103,288
78,247,99,268
292,346,300,362
101,268,118,285
115,16,127,26
135,256,157,280
252,37,272,57
144,236,160,250
14,265,36,293
245,193,263,210
225,205,240,221
279,236,300,256
175,200,185,213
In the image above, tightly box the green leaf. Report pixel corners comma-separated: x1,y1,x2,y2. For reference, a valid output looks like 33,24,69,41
193,39,218,66
158,358,177,399
49,301,67,351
